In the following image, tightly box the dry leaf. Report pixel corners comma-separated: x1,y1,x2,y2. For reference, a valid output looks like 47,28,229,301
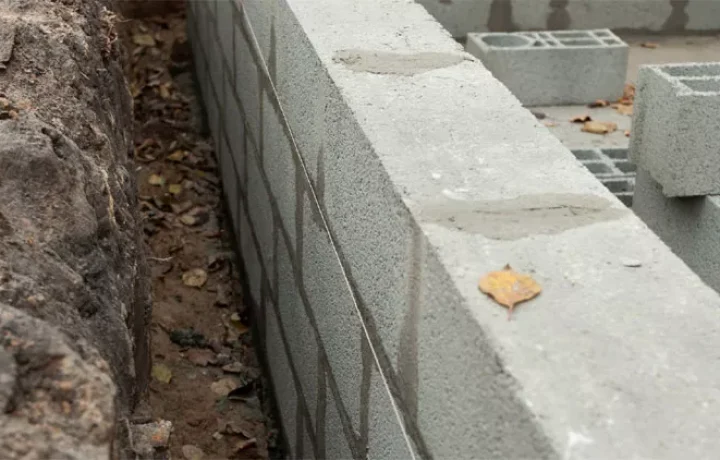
168,184,183,195
641,41,658,49
229,312,249,334
210,377,238,397
133,33,156,47
148,174,165,186
222,362,245,374
581,120,617,135
478,264,541,319
168,149,186,162
625,130,631,137
187,349,215,367
570,114,592,123
182,268,208,288
612,103,633,116
171,201,194,214
159,83,172,100
543,121,557,128
587,99,609,108
181,445,205,460
233,438,257,453
152,363,173,384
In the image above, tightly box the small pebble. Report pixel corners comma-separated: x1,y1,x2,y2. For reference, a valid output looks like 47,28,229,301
621,258,642,268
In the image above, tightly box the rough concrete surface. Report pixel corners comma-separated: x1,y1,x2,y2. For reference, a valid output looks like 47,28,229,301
416,0,720,38
0,0,150,458
466,29,628,106
630,62,720,196
633,168,720,294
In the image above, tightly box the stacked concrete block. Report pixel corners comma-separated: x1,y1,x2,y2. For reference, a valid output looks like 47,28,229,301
571,147,636,207
630,62,720,197
633,169,720,294
189,0,720,458
466,29,628,106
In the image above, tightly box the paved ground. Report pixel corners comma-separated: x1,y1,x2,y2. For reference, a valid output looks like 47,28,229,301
535,34,720,149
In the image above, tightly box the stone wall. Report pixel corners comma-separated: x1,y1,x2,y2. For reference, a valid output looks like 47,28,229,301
0,0,150,458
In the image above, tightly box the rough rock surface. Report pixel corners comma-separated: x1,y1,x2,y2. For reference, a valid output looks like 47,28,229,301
0,0,150,458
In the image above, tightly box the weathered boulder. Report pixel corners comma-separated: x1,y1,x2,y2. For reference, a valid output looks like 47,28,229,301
0,0,150,457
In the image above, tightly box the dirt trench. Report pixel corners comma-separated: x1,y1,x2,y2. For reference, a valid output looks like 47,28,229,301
118,4,282,460
0,0,280,458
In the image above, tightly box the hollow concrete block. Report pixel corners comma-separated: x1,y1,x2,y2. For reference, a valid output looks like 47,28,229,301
465,30,628,106
630,62,720,197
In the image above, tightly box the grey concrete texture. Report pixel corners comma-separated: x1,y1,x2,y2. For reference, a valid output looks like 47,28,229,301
630,62,720,196
571,147,636,206
466,29,628,106
633,168,720,294
415,0,720,39
191,0,720,459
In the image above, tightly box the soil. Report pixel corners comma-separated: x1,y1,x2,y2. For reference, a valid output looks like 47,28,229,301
119,6,281,460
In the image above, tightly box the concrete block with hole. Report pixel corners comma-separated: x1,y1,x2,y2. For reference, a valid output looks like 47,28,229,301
629,62,720,197
465,30,628,106
571,147,636,207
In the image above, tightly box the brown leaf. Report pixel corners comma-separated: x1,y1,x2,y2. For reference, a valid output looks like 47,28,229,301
210,377,238,397
222,362,245,374
186,349,215,367
478,264,541,319
171,201,194,214
542,121,557,128
233,438,257,453
219,419,256,438
182,268,208,288
641,41,658,49
625,130,631,137
581,120,617,135
587,99,609,108
612,103,634,116
181,445,205,460
570,114,592,123
167,149,187,162
229,312,249,334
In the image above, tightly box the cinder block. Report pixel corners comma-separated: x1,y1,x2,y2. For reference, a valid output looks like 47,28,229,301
325,384,355,460
367,361,415,459
465,30,628,106
571,147,636,207
633,168,720,294
216,0,234,69
241,0,276,65
218,130,240,227
233,10,262,147
264,298,301,459
222,70,245,170
262,95,297,252
629,62,720,196
245,142,275,275
276,234,320,428
302,191,364,432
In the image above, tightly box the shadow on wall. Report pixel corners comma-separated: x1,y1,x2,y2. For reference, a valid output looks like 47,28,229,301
414,0,720,38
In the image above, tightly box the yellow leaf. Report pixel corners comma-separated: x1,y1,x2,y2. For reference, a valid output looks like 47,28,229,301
229,313,249,334
478,264,541,319
182,268,208,288
581,120,617,135
167,150,186,162
159,83,172,100
133,34,156,47
148,174,165,186
168,184,183,195
152,363,173,384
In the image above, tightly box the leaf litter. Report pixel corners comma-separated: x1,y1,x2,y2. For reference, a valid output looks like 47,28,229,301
119,5,279,459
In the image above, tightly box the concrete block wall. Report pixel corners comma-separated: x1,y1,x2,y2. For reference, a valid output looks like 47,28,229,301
466,30,627,106
189,0,720,458
415,0,720,39
630,62,720,197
